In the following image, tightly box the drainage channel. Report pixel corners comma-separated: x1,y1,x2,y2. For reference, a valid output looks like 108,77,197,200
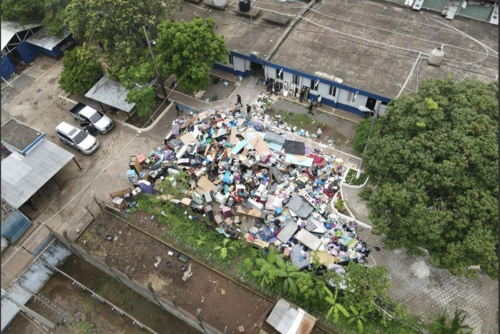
43,260,158,334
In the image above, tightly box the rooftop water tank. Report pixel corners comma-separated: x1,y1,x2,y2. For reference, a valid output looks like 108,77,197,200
239,0,251,12
428,47,444,66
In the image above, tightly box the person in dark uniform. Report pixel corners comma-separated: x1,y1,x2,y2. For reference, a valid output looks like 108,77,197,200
235,94,243,107
175,104,180,117
308,102,314,115
246,104,251,114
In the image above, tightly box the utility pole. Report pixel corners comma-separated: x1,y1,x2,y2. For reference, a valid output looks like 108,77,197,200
142,26,168,102
356,107,379,179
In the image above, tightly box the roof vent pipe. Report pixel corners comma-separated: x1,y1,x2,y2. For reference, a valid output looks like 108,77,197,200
428,45,444,67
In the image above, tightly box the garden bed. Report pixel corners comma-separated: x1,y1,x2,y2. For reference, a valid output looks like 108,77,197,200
76,211,274,334
343,169,369,187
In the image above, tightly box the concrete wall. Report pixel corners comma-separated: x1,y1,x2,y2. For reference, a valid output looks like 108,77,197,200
51,230,222,334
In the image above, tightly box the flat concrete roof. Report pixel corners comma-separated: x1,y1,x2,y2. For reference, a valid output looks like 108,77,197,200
181,0,497,99
175,0,304,58
1,119,44,154
270,0,498,98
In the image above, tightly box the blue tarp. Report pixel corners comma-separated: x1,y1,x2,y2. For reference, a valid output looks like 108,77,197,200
16,42,39,64
1,56,16,80
1,210,32,243
38,45,61,58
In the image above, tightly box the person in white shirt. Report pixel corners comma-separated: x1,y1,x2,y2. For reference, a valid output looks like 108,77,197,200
318,95,322,107
317,127,322,139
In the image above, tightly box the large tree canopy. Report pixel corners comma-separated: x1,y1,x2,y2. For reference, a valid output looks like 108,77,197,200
59,44,103,94
363,78,498,278
65,0,179,78
1,0,69,36
156,16,229,92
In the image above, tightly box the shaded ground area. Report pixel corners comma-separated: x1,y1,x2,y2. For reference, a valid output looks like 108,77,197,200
76,211,274,334
269,98,358,156
6,254,198,334
174,74,239,102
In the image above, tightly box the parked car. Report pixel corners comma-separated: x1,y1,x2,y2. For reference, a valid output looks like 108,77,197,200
69,103,114,134
55,122,99,155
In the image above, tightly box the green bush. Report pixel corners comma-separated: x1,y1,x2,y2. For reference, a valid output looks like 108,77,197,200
352,118,372,155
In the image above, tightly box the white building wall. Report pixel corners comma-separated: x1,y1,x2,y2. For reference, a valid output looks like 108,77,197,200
283,72,293,83
233,57,246,72
378,103,388,115
317,83,334,101
355,95,368,108
266,66,277,79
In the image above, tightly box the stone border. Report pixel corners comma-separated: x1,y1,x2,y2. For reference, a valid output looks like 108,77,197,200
342,168,370,189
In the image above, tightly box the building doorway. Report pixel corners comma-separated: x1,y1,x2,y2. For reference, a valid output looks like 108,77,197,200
251,62,264,78
365,97,377,111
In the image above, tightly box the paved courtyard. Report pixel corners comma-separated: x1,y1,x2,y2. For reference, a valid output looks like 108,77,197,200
1,55,497,334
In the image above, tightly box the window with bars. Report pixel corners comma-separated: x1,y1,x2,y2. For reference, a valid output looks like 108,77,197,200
347,91,357,103
277,69,284,80
329,86,337,97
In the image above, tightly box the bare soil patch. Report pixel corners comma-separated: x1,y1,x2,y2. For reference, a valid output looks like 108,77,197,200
76,211,273,334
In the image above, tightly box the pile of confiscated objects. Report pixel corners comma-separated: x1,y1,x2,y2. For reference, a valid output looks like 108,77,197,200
116,95,370,272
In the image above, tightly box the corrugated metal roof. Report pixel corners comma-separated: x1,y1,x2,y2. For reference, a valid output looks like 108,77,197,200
266,299,316,334
1,140,74,208
85,74,136,112
25,28,71,50
267,299,298,334
1,21,41,51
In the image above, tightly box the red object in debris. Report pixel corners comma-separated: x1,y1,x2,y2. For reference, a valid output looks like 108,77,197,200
137,154,147,165
247,234,255,241
305,168,316,181
309,154,326,167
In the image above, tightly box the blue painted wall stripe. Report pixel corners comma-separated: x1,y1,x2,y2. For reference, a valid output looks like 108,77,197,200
226,51,391,103
22,133,46,155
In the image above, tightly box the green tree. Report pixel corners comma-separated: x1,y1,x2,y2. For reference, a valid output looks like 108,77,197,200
1,0,43,24
65,0,180,78
352,118,374,155
59,44,103,94
1,0,69,36
156,16,229,92
425,309,473,334
119,62,158,118
363,78,498,278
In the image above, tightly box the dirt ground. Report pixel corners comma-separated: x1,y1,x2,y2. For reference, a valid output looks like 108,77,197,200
174,74,238,102
6,254,198,334
268,99,359,156
76,211,274,334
